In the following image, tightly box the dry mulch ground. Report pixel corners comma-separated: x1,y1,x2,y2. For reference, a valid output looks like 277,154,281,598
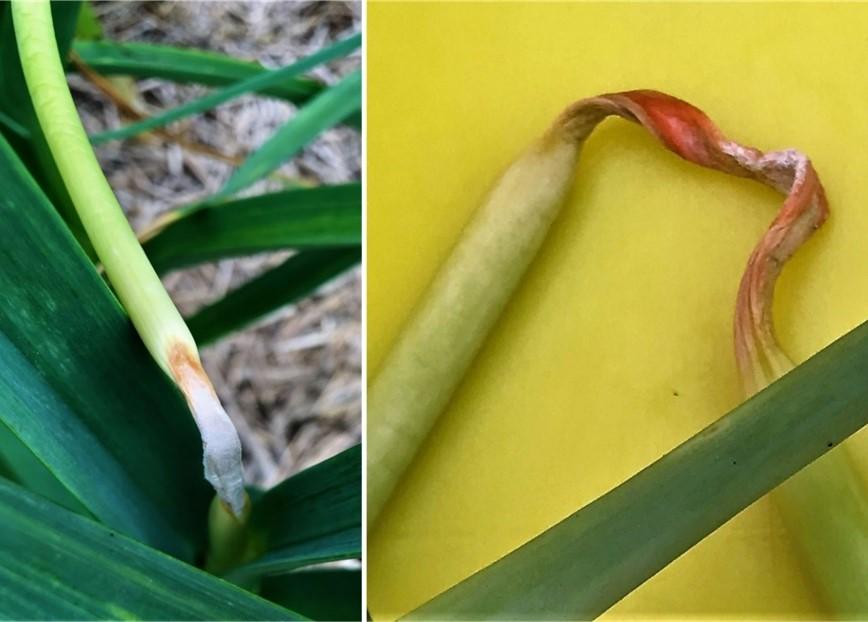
71,1,361,488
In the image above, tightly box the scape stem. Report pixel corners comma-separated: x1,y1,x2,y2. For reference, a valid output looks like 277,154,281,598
369,89,814,523
11,0,246,517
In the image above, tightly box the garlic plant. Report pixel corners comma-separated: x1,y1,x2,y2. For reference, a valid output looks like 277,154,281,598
11,0,245,517
0,2,361,618
369,88,867,613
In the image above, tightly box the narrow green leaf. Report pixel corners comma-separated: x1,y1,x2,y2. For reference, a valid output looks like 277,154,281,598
228,444,362,581
189,248,360,345
89,33,361,145
0,131,210,559
71,40,362,131
409,320,868,620
72,40,323,104
145,184,361,274
216,69,362,199
0,477,303,621
228,527,361,582
261,569,361,622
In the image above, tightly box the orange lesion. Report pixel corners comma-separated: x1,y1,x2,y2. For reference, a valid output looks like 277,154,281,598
550,89,829,395
167,339,211,396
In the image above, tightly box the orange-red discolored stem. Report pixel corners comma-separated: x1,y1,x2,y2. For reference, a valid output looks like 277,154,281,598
553,90,828,394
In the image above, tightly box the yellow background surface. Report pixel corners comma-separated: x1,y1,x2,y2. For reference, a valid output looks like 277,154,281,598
367,2,868,619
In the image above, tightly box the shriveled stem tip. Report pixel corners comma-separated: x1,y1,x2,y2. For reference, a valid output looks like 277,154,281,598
169,342,246,517
552,90,828,393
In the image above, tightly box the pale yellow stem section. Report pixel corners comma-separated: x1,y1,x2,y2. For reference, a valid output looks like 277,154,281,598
368,134,580,524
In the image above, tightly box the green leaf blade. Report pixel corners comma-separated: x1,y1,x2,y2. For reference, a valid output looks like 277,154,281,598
73,1,102,41
88,33,361,145
145,184,361,274
0,478,304,621
217,69,362,199
261,569,361,622
230,527,361,581
0,421,87,516
227,444,362,582
0,131,209,560
253,444,361,553
189,247,360,345
0,331,184,549
409,320,868,620
72,40,323,104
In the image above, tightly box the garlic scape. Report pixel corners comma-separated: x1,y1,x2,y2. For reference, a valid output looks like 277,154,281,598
12,0,246,517
369,87,867,613
370,88,819,524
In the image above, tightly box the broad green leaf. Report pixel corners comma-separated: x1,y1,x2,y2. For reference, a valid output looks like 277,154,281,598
0,452,13,483
408,320,868,620
189,248,360,345
145,184,361,274
228,444,361,581
0,421,86,515
261,569,362,622
0,1,94,258
0,132,210,559
89,33,361,145
216,69,362,199
228,528,361,582
0,477,303,621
